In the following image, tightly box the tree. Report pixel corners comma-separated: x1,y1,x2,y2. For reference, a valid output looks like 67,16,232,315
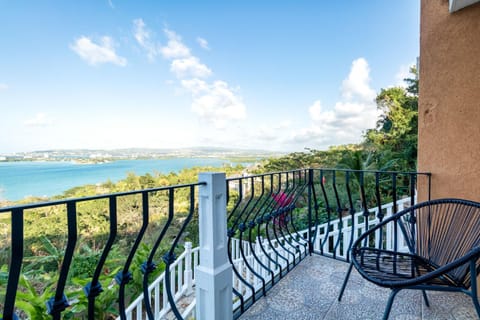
364,67,418,171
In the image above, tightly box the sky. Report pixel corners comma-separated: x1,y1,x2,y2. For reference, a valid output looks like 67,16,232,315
0,1,420,154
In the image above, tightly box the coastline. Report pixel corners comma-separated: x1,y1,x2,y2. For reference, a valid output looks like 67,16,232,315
0,157,256,203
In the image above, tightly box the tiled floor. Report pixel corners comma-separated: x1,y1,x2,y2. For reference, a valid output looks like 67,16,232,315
239,255,478,320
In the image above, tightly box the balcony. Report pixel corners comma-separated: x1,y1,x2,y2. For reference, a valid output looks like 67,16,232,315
1,168,477,319
239,255,478,319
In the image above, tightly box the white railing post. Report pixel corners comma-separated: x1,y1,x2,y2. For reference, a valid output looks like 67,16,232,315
195,173,233,320
184,242,194,296
255,236,262,255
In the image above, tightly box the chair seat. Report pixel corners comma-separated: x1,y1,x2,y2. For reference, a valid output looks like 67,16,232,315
353,248,461,288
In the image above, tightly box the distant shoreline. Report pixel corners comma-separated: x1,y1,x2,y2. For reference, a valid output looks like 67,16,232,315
0,155,265,164
0,147,283,163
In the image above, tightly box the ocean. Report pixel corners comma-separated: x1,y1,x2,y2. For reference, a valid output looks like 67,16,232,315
0,158,238,201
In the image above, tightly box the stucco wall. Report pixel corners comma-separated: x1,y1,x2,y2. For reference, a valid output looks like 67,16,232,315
418,0,480,201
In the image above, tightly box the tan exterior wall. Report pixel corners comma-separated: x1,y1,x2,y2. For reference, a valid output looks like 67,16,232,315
418,0,480,202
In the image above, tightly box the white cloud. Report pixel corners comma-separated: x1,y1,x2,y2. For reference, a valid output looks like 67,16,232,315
171,57,212,78
277,120,292,129
197,37,210,50
291,58,378,149
160,29,191,59
130,23,246,128
133,19,159,61
154,26,246,127
255,121,292,141
341,58,376,102
0,83,8,91
107,0,114,8
181,79,246,128
133,19,148,46
292,126,331,144
309,100,335,123
181,78,209,94
71,36,127,66
24,113,54,127
395,63,413,87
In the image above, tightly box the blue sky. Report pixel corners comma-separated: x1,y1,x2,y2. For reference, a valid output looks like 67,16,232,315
0,1,419,153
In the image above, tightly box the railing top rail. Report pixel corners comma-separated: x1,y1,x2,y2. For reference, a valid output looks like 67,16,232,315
310,168,431,176
226,168,308,182
226,169,431,183
0,181,206,213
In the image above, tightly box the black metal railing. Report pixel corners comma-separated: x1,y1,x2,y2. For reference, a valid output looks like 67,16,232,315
309,169,431,260
226,168,431,318
226,169,310,316
0,183,202,320
0,168,431,320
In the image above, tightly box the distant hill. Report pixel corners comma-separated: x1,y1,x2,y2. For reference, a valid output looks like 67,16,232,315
1,147,285,161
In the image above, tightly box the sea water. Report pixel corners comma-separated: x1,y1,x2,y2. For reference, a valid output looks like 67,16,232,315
0,158,235,201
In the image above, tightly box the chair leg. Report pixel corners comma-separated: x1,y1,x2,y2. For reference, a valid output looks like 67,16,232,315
422,290,430,307
471,295,480,319
338,262,354,301
469,261,480,318
383,289,400,320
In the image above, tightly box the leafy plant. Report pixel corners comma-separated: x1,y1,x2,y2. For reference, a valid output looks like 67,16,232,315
69,268,121,320
15,274,55,320
23,235,65,273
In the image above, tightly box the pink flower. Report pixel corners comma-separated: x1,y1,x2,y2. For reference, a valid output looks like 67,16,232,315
272,191,293,227
272,191,293,207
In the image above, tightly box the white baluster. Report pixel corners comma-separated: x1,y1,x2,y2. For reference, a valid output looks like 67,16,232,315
184,242,194,295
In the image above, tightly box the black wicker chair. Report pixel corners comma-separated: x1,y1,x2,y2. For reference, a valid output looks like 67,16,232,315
338,198,480,319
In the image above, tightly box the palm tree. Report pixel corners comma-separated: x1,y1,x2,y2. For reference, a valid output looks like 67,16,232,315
336,149,397,210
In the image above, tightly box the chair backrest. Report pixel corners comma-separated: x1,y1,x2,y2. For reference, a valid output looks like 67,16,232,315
401,199,480,287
